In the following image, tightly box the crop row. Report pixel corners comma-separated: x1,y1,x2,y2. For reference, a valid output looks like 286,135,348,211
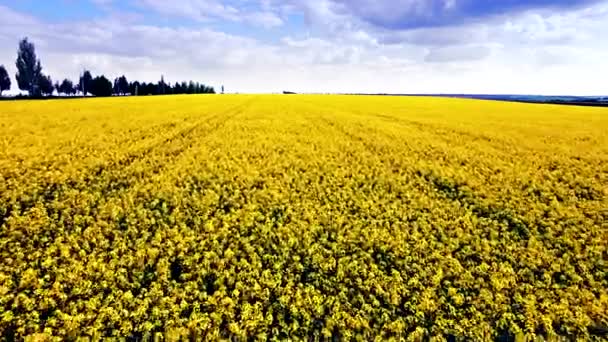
0,95,606,340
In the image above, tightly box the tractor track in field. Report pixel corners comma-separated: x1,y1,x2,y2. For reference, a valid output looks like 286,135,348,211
305,100,607,207
303,102,540,244
301,99,537,157
91,97,256,174
0,98,255,231
309,106,604,268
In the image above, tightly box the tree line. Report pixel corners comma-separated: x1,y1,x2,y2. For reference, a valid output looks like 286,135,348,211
0,38,215,97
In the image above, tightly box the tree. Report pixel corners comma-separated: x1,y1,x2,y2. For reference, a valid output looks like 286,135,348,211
90,75,113,97
173,82,182,94
138,82,157,96
129,81,140,96
139,82,148,95
118,75,129,95
159,75,166,95
59,79,74,95
113,77,120,95
79,70,92,96
188,81,195,94
15,38,43,96
38,74,54,96
0,65,10,96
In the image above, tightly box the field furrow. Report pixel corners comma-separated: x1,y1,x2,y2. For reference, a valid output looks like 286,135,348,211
0,95,606,340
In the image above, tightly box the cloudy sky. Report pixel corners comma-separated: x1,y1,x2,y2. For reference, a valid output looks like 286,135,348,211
0,0,607,94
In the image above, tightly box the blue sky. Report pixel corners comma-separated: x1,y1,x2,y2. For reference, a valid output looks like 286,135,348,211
0,0,607,94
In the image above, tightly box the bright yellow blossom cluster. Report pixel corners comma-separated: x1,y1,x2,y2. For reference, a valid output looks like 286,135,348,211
0,95,607,340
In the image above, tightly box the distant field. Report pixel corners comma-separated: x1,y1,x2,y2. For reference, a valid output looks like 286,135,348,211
0,95,606,339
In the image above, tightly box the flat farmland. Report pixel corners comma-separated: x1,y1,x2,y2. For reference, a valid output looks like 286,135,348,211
0,95,607,340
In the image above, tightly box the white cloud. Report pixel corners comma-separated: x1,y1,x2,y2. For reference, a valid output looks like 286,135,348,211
298,0,603,30
425,45,492,63
138,0,284,28
1,1,608,95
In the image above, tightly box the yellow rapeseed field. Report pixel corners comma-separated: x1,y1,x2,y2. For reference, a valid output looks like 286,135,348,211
0,95,607,340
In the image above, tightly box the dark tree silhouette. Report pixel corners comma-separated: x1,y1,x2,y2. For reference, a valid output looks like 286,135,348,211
118,75,129,95
138,82,158,96
90,75,113,97
15,38,43,96
38,74,54,96
113,76,130,95
117,79,215,96
79,70,93,96
10,37,215,99
173,82,182,94
0,65,10,96
188,81,195,94
159,75,166,95
59,79,74,95
129,81,140,96
139,82,148,95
